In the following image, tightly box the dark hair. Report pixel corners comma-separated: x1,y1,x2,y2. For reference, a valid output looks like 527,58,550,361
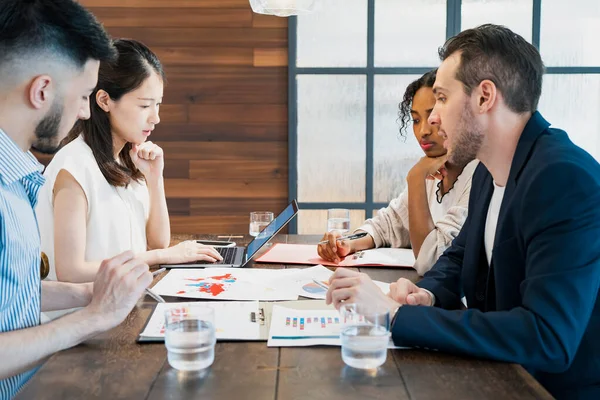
398,69,437,139
64,39,166,187
438,24,544,113
0,0,115,70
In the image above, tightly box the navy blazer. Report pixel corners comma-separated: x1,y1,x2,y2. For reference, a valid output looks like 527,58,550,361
391,112,600,399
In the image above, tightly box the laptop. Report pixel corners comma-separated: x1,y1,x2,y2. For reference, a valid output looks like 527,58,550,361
164,199,299,268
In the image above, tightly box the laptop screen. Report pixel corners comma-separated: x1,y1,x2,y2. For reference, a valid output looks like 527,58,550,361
245,200,299,261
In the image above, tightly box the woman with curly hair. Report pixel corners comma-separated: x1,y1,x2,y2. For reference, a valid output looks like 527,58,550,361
318,69,478,274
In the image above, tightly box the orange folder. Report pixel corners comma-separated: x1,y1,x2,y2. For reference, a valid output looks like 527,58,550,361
255,243,415,268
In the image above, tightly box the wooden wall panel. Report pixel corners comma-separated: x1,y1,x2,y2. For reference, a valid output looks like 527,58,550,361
71,1,289,234
81,1,250,8
253,48,288,67
91,8,253,28
150,123,287,142
106,27,287,48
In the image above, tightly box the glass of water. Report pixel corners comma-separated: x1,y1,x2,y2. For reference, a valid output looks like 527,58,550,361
327,208,350,234
164,304,216,372
249,211,274,237
339,303,390,369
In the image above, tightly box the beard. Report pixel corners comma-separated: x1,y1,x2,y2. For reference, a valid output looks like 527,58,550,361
31,100,64,155
447,102,482,167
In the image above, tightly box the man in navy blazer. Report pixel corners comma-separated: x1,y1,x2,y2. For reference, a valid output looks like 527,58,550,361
326,24,600,399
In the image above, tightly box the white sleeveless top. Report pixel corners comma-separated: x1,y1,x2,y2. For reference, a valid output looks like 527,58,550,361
36,135,150,282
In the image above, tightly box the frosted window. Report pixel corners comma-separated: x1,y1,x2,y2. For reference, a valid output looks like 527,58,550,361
540,0,600,66
297,0,367,67
374,0,446,67
461,0,533,43
373,75,424,203
537,74,600,160
297,75,367,202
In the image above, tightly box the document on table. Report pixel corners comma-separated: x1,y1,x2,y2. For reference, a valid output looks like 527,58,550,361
256,243,416,268
267,304,404,349
268,265,391,300
138,301,262,342
267,304,343,347
151,268,300,301
150,266,392,302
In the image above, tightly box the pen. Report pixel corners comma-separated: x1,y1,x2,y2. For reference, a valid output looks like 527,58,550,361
152,267,166,277
312,278,330,291
318,231,368,245
145,287,166,303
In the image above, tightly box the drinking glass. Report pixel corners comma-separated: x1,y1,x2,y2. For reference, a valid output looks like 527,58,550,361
327,208,350,234
164,304,216,371
249,211,274,237
339,303,390,369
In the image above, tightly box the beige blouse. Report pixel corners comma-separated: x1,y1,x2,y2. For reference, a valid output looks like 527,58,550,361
358,160,479,275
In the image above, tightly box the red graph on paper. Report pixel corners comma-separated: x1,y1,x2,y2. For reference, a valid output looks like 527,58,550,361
176,273,237,297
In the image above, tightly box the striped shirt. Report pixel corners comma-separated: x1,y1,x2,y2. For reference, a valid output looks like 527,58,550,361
0,128,45,399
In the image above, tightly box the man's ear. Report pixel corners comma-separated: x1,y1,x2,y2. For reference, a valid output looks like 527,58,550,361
28,75,53,110
95,89,111,113
476,79,497,113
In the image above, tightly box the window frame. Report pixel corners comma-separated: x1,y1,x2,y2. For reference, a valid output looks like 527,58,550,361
287,0,600,233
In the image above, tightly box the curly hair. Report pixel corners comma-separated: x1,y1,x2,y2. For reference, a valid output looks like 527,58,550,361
397,69,437,140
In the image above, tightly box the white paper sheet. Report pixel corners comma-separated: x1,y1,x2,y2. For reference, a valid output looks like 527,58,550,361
352,248,416,267
268,265,391,300
139,301,261,341
151,268,300,301
267,304,404,348
267,304,343,347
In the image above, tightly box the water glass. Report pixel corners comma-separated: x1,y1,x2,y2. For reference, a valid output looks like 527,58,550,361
164,304,216,372
249,211,274,237
327,208,350,234
339,303,390,369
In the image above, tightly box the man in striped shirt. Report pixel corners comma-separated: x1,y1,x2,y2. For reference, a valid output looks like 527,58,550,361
0,2,154,398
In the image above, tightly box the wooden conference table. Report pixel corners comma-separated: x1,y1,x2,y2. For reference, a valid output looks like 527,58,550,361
16,234,552,399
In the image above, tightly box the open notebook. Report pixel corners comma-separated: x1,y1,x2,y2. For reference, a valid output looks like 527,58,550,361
255,243,416,268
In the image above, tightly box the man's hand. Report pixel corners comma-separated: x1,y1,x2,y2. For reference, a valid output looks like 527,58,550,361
85,251,153,330
388,278,434,306
326,267,400,311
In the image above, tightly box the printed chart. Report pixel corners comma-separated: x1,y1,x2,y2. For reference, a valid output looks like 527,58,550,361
267,305,344,347
151,268,299,301
139,301,261,341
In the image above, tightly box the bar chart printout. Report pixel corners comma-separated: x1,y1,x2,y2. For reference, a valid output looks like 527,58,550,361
268,305,349,347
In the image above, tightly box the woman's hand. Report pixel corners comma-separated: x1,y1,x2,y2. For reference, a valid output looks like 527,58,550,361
317,231,354,264
130,141,164,180
161,241,224,264
408,154,448,181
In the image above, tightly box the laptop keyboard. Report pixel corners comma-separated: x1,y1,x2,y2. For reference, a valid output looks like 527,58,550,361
217,247,238,264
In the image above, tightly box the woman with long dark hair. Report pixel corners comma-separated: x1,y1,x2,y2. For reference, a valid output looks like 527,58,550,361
36,39,222,285
318,69,478,275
